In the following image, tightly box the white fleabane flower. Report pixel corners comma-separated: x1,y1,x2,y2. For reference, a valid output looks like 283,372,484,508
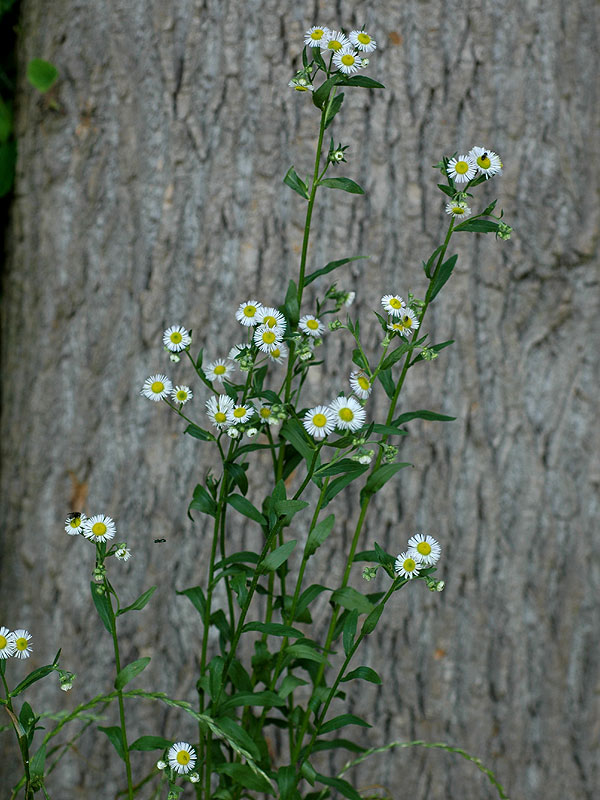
254,324,282,353
469,146,502,179
268,342,289,364
445,201,472,218
168,742,197,775
172,385,193,405
205,359,235,383
349,29,377,52
394,551,421,580
258,405,274,425
141,374,173,402
226,426,240,439
115,546,133,562
329,396,366,432
299,314,324,337
255,306,287,332
0,627,16,658
206,395,234,430
388,307,419,337
83,514,117,544
304,25,330,47
236,300,262,327
228,404,254,425
322,29,350,52
349,370,372,399
407,533,441,566
333,46,362,75
13,629,33,659
163,325,191,352
447,154,477,184
65,512,87,536
381,294,406,316
303,405,337,439
289,76,314,92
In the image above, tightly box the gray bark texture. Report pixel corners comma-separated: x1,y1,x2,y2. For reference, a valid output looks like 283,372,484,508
1,0,598,798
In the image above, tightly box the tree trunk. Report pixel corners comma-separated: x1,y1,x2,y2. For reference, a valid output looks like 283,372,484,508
1,1,598,798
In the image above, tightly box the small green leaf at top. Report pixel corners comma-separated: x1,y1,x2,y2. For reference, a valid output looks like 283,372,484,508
318,177,364,194
284,166,309,199
27,59,58,92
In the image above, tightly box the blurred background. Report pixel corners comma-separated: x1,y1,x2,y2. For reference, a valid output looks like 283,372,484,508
1,1,598,797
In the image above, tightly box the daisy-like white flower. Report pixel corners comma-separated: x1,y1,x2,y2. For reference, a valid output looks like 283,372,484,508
445,200,472,218
228,343,251,360
206,395,234,430
349,370,372,399
168,742,197,775
469,146,502,179
299,314,324,337
236,300,262,327
254,324,282,353
255,306,287,332
333,46,362,75
304,25,330,47
228,404,254,425
388,307,420,337
289,76,314,92
83,514,117,543
381,294,406,316
394,552,421,580
329,396,367,432
163,325,191,353
268,342,289,364
349,29,377,52
258,405,276,425
141,374,173,402
407,533,441,566
65,511,87,536
115,545,133,561
0,627,16,658
322,29,350,52
13,629,33,659
303,405,337,440
204,359,235,383
447,154,477,184
172,385,193,404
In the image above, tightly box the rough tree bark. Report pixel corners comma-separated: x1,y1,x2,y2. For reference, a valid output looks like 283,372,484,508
1,1,598,798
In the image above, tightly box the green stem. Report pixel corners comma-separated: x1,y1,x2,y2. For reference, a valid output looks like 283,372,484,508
107,591,134,800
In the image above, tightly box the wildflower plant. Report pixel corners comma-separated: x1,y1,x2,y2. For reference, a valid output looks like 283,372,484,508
2,23,512,800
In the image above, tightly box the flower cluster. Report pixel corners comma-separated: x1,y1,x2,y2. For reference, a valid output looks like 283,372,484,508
64,512,132,559
394,534,442,580
0,626,33,659
289,25,377,89
303,395,367,439
381,293,420,338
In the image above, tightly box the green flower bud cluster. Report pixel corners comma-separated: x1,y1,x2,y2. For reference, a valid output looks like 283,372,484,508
382,444,398,464
497,222,512,240
362,566,378,581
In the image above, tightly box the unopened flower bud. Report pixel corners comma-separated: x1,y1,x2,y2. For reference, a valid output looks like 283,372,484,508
420,346,438,361
497,222,512,240
59,671,76,692
328,319,343,331
362,566,378,581
189,773,200,783
226,427,240,439
424,576,445,592
156,760,167,770
246,427,258,438
382,444,398,464
169,352,181,363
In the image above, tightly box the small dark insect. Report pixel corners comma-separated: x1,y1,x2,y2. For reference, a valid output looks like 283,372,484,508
154,538,166,543
482,152,488,160
66,512,82,522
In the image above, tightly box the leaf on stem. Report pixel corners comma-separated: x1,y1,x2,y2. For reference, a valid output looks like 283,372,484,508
10,665,57,698
184,423,215,441
90,581,113,633
305,514,335,556
114,657,151,691
342,609,358,657
242,621,304,638
259,540,297,573
336,75,385,89
216,763,274,794
325,92,344,128
117,585,156,615
341,666,382,684
321,466,368,507
176,585,206,617
331,587,373,615
361,463,411,499
303,255,366,287
428,253,458,301
188,483,217,519
283,166,309,199
98,725,125,761
318,714,371,735
393,409,456,426
227,494,266,526
318,177,364,194
454,218,499,233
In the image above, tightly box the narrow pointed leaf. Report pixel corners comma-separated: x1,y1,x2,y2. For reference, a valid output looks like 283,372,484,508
454,218,499,233
331,587,373,614
184,423,215,441
283,166,309,199
90,581,113,633
303,255,366,287
306,514,335,556
429,253,458,301
129,735,172,751
227,494,266,526
98,726,125,761
362,463,411,496
117,586,156,615
242,621,303,638
318,714,371,735
318,177,364,194
341,666,382,684
393,409,455,426
115,657,151,690
260,540,297,572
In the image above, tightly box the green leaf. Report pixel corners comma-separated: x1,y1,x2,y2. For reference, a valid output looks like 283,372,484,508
214,715,261,761
411,340,454,365
30,743,46,777
278,674,308,699
342,609,358,657
437,183,455,198
361,603,384,634
222,690,286,710
312,75,342,109
315,774,363,800
331,586,373,614
242,621,304,638
318,177,364,194
393,409,455,426
337,75,385,89
381,341,413,370
259,540,297,573
176,585,205,617
429,253,458,301
90,582,113,633
454,218,499,233
0,140,17,197
27,59,58,92
370,423,408,437
283,166,309,199
319,714,371,735
115,657,151,691
341,666,382,684
280,418,314,461
377,368,395,399
303,255,366,287
305,514,335,557
296,583,329,616
273,499,308,520
352,347,369,372
422,244,443,278
322,466,368,507
184,423,215,441
216,763,273,794
224,460,248,496
284,643,329,664
188,483,217,519
98,725,125,761
283,279,300,327
227,494,266,526
129,735,172,751
305,738,366,755
315,459,362,477
117,586,156,615
10,665,56,698
324,92,344,129
362,463,411,497
276,765,298,800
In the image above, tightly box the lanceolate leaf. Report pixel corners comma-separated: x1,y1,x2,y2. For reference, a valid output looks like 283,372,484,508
283,166,309,199
227,494,266,526
98,726,125,761
428,253,458,301
176,585,205,617
90,581,113,633
221,690,286,710
117,586,156,615
216,762,274,794
362,462,411,498
10,665,57,698
338,75,385,89
318,714,371,735
324,92,344,128
322,465,368,507
331,587,373,614
184,423,215,441
242,621,304,638
305,514,335,556
454,218,499,233
303,255,366,287
318,177,364,194
393,409,456,426
259,540,297,573
341,666,382,684
115,657,151,691
188,483,217,519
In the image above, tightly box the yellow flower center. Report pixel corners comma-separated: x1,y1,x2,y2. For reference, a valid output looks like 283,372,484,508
233,407,246,419
339,408,354,422
215,412,227,423
170,331,182,343
0,635,7,648
311,30,325,40
341,54,355,66
214,365,226,375
417,541,432,555
243,305,256,317
452,206,465,214
327,39,343,51
92,522,107,537
262,330,276,344
151,381,164,394
70,517,81,528
176,750,191,765
455,160,469,174
264,315,277,327
271,348,281,358
357,32,371,44
307,319,319,330
260,408,271,418
294,85,310,92
389,297,402,309
312,413,327,428
176,391,187,401
477,155,491,169
358,376,370,390
404,558,417,572
402,316,413,328
16,637,28,651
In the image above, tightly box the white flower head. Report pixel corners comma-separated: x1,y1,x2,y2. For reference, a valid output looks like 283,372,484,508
163,325,191,353
394,551,421,580
65,511,87,536
388,307,419,337
381,294,406,316
349,29,377,52
0,627,16,658
246,427,259,438
349,370,372,399
447,154,477,184
228,403,254,425
258,404,275,425
299,314,324,337
329,396,366,432
115,546,133,562
289,76,314,92
83,514,117,544
303,405,337,440
171,385,193,405
268,342,289,364
168,742,197,775
333,46,362,75
206,395,234,430
304,25,330,47
255,306,287,333
141,374,173,402
254,324,282,353
468,146,502,179
236,300,263,327
322,29,350,52
13,629,33,659
228,342,251,361
226,426,240,439
407,533,441,566
445,201,472,218
205,359,235,383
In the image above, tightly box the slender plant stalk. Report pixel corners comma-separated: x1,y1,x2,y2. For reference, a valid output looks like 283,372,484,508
107,598,134,800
